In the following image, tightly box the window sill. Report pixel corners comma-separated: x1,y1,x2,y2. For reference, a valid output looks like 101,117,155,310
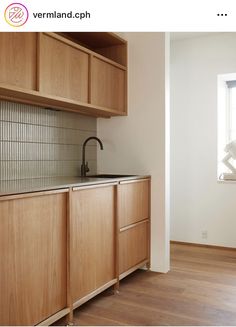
217,179,236,184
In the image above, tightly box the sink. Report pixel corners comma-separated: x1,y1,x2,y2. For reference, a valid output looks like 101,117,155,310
88,174,136,178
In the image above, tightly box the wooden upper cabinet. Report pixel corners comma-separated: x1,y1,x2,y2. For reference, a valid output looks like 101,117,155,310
0,191,67,326
0,33,37,90
118,179,150,228
39,33,89,102
0,32,127,117
71,185,115,303
91,56,126,112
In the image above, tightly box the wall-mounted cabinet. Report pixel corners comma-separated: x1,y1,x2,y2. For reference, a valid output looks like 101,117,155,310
91,56,126,112
0,33,37,90
39,33,89,103
0,32,127,118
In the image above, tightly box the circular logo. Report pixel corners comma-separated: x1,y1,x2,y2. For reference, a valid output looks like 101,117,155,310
4,3,29,27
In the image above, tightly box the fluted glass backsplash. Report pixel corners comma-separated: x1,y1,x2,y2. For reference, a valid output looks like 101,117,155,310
0,101,97,181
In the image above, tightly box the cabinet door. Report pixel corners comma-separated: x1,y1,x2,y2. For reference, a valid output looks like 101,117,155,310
0,33,37,90
118,180,150,228
119,221,149,274
91,56,126,112
0,192,67,326
39,33,89,102
71,185,115,302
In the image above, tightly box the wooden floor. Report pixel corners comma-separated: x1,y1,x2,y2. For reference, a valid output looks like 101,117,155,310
55,243,236,326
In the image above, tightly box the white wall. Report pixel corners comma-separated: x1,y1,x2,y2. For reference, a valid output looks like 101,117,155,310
171,33,236,247
97,33,170,273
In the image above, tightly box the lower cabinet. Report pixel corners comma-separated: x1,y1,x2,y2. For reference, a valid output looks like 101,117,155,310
119,220,149,275
0,191,67,326
118,179,151,279
71,185,116,305
0,178,151,325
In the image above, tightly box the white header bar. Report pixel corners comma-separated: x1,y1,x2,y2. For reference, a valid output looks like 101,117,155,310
0,0,235,31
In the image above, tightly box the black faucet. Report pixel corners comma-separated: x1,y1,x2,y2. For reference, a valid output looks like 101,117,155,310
81,136,104,177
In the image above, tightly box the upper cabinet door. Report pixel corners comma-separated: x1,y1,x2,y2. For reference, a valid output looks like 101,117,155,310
39,33,89,103
91,56,126,112
0,33,37,90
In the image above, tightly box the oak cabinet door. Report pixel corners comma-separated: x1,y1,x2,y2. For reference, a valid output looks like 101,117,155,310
118,180,150,228
39,33,89,102
91,56,126,112
0,33,37,90
119,221,149,274
0,192,67,326
71,185,115,302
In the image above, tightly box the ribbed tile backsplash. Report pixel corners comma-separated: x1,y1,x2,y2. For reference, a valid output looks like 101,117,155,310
0,101,97,181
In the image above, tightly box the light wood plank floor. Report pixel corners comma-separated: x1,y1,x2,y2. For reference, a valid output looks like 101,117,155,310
55,243,236,325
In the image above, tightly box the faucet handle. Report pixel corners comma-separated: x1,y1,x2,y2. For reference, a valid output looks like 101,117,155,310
86,161,90,173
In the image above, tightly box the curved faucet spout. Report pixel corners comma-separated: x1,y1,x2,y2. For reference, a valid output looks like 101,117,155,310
81,136,104,177
83,136,103,150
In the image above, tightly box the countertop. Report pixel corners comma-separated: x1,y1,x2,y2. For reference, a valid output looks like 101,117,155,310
0,175,150,197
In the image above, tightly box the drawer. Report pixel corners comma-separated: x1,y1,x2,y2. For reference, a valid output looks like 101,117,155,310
118,179,150,228
119,220,149,274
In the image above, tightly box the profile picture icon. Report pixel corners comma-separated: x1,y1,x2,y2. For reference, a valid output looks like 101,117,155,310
4,3,29,27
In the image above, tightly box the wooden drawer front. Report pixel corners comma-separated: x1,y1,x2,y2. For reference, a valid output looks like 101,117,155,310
119,221,149,274
91,56,126,112
0,33,37,90
71,185,115,302
0,193,67,326
119,180,150,228
40,33,89,102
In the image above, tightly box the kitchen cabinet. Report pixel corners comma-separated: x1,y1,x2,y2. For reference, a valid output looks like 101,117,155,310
119,220,149,275
118,179,150,228
71,184,117,307
91,56,126,112
39,33,89,103
0,33,37,90
0,190,68,326
0,176,150,325
0,32,127,118
118,179,151,279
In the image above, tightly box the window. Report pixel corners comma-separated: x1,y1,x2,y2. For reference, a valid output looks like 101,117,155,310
226,81,236,142
218,74,236,180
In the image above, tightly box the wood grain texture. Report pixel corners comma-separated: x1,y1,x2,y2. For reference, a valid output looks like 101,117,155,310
119,221,149,274
0,33,37,90
66,189,73,324
0,83,126,118
39,33,89,102
60,32,126,49
96,44,127,66
0,32,128,118
37,308,70,326
0,192,67,326
171,240,236,251
91,56,126,112
118,179,150,228
71,185,115,302
55,33,127,68
55,243,236,326
48,33,126,70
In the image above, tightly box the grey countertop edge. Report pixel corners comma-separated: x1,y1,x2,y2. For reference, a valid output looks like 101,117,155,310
0,175,151,197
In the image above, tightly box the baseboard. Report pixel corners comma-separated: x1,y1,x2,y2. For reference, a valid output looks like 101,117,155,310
170,240,236,251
